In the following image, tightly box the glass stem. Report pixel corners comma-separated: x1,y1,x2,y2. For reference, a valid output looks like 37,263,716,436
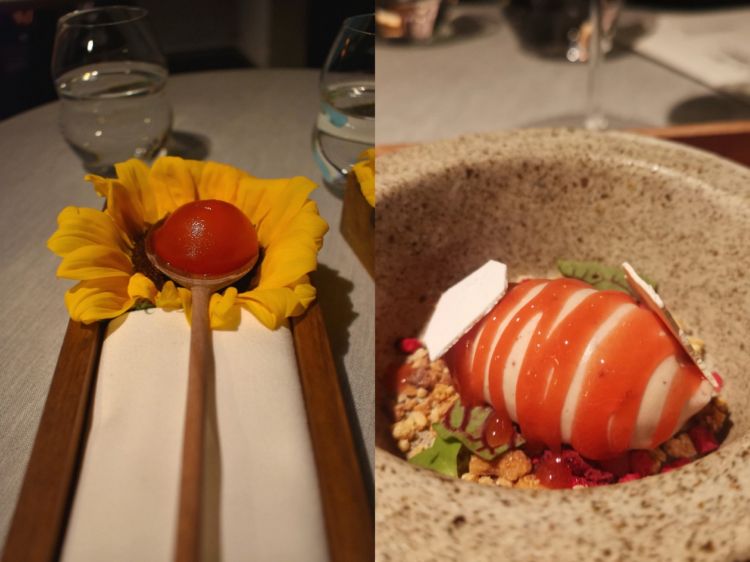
585,0,607,130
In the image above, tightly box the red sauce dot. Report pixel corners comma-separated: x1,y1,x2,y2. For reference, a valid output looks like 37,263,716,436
153,199,258,276
484,410,514,449
535,454,573,489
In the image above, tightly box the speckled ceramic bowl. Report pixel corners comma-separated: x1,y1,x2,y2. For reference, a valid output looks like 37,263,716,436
375,129,750,561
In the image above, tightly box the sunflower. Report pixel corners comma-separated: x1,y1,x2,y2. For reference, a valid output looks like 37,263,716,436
47,157,328,330
352,148,375,207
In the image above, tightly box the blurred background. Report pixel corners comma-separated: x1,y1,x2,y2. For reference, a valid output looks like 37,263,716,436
0,0,370,120
376,0,750,144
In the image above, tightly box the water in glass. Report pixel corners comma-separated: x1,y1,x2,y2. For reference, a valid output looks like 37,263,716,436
314,81,374,190
56,61,171,174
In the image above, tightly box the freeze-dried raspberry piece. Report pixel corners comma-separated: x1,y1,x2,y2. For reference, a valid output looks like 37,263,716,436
688,425,719,455
561,450,615,485
571,476,597,488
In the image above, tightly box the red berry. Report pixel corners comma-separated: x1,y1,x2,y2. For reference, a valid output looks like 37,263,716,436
397,338,423,354
688,425,719,455
535,454,573,489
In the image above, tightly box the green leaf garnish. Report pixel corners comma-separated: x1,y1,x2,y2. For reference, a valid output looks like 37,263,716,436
438,401,510,460
557,259,657,295
131,299,156,311
408,430,462,477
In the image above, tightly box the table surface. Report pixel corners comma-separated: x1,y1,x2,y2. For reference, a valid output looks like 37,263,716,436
376,6,750,145
0,68,374,547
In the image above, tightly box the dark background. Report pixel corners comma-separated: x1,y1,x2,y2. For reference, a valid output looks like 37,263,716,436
0,0,371,120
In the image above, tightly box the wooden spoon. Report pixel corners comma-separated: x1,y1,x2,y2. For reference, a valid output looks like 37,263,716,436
145,203,258,562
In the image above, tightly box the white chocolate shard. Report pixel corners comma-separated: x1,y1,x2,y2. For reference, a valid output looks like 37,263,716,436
622,262,721,392
421,260,508,361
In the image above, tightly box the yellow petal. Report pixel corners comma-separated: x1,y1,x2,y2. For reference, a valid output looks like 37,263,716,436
257,236,321,287
254,200,327,287
237,286,309,330
352,153,375,207
197,161,247,203
237,298,281,330
65,277,134,323
232,176,289,232
128,273,157,302
209,287,241,330
155,281,190,310
358,148,375,161
113,159,159,223
84,174,113,198
57,245,132,280
105,181,146,241
47,207,128,256
253,176,319,246
292,281,317,309
148,157,203,218
175,288,242,330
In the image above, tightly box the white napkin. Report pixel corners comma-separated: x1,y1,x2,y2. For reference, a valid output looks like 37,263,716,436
61,308,328,562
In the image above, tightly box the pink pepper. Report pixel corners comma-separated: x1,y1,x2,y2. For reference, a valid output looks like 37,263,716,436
712,371,724,391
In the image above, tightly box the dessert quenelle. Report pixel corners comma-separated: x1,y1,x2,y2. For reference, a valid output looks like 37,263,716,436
389,261,731,489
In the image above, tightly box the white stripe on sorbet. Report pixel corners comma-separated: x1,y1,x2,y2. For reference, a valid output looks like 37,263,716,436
560,303,635,442
671,378,713,440
482,282,548,403
539,288,597,400
547,288,597,336
503,312,543,421
467,314,489,384
629,355,677,449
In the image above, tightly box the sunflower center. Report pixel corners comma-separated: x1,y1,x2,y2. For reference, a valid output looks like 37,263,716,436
131,227,168,290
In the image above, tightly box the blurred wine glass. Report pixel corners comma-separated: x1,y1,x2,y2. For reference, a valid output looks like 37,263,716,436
579,0,623,130
505,0,623,130
51,6,172,175
312,14,375,197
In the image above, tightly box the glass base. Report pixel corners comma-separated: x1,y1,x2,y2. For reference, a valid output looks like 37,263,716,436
584,113,608,131
311,131,348,199
521,112,648,130
320,172,349,199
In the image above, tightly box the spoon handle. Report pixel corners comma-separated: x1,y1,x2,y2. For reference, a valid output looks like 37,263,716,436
175,285,212,562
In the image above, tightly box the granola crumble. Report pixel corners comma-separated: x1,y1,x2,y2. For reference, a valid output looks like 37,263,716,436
390,349,731,490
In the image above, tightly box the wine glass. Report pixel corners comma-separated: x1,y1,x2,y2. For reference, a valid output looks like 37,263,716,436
51,6,172,175
312,14,375,197
582,0,623,130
